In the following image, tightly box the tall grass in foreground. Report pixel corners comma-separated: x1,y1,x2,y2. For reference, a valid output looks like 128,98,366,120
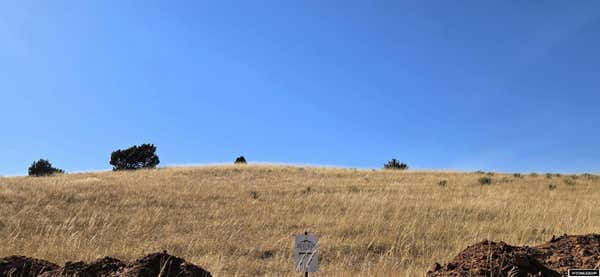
1,166,599,276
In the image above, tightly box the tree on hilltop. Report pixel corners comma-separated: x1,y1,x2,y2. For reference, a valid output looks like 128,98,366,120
110,143,160,171
28,159,64,176
234,156,247,164
383,159,408,170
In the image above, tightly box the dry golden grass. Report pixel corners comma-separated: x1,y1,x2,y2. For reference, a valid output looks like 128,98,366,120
1,165,599,276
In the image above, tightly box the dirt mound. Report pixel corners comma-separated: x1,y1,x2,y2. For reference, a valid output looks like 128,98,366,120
0,252,211,277
39,257,126,277
0,256,59,276
536,234,600,274
426,240,559,276
116,252,212,277
427,234,600,276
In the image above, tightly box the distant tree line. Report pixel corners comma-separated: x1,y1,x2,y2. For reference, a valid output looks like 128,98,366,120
27,144,411,176
27,144,253,177
27,143,163,176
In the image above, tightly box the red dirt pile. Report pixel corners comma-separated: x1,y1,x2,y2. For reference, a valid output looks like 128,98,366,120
0,252,212,277
427,234,600,276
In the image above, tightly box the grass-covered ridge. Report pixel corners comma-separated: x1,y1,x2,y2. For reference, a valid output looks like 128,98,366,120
1,165,598,276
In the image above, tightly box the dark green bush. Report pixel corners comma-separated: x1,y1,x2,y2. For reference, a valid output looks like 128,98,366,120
110,143,160,171
478,176,492,185
234,156,247,164
383,159,408,170
28,159,64,177
563,179,576,186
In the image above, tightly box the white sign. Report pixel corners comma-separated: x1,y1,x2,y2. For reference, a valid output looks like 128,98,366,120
294,234,318,272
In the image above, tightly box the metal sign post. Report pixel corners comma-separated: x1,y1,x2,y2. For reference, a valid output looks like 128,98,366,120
294,231,318,276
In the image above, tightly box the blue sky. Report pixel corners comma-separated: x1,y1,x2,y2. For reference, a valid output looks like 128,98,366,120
1,1,600,175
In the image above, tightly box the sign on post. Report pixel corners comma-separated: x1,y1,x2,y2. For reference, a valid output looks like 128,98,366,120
569,269,600,276
294,233,318,273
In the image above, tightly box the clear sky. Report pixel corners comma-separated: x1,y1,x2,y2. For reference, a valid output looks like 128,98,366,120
1,1,600,175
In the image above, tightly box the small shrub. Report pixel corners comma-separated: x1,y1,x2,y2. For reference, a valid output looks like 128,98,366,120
249,191,259,199
546,173,553,179
563,179,576,186
234,156,247,164
383,159,408,170
486,172,495,176
582,173,598,180
478,176,492,185
438,180,448,187
349,186,360,193
110,143,159,171
28,159,64,177
548,183,557,190
513,173,523,178
475,170,485,174
304,186,312,194
259,250,274,260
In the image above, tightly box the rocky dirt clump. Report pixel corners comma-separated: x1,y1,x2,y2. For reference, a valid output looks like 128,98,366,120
0,256,59,276
0,252,211,277
115,252,212,277
427,234,600,276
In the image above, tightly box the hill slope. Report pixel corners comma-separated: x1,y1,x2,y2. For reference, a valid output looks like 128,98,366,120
1,165,599,276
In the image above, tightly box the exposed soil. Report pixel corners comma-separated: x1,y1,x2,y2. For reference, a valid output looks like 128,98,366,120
3,234,597,276
0,256,59,277
427,234,600,276
115,252,212,277
38,257,127,277
0,252,212,277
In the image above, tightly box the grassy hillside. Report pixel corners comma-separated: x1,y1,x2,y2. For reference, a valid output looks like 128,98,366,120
1,165,599,276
